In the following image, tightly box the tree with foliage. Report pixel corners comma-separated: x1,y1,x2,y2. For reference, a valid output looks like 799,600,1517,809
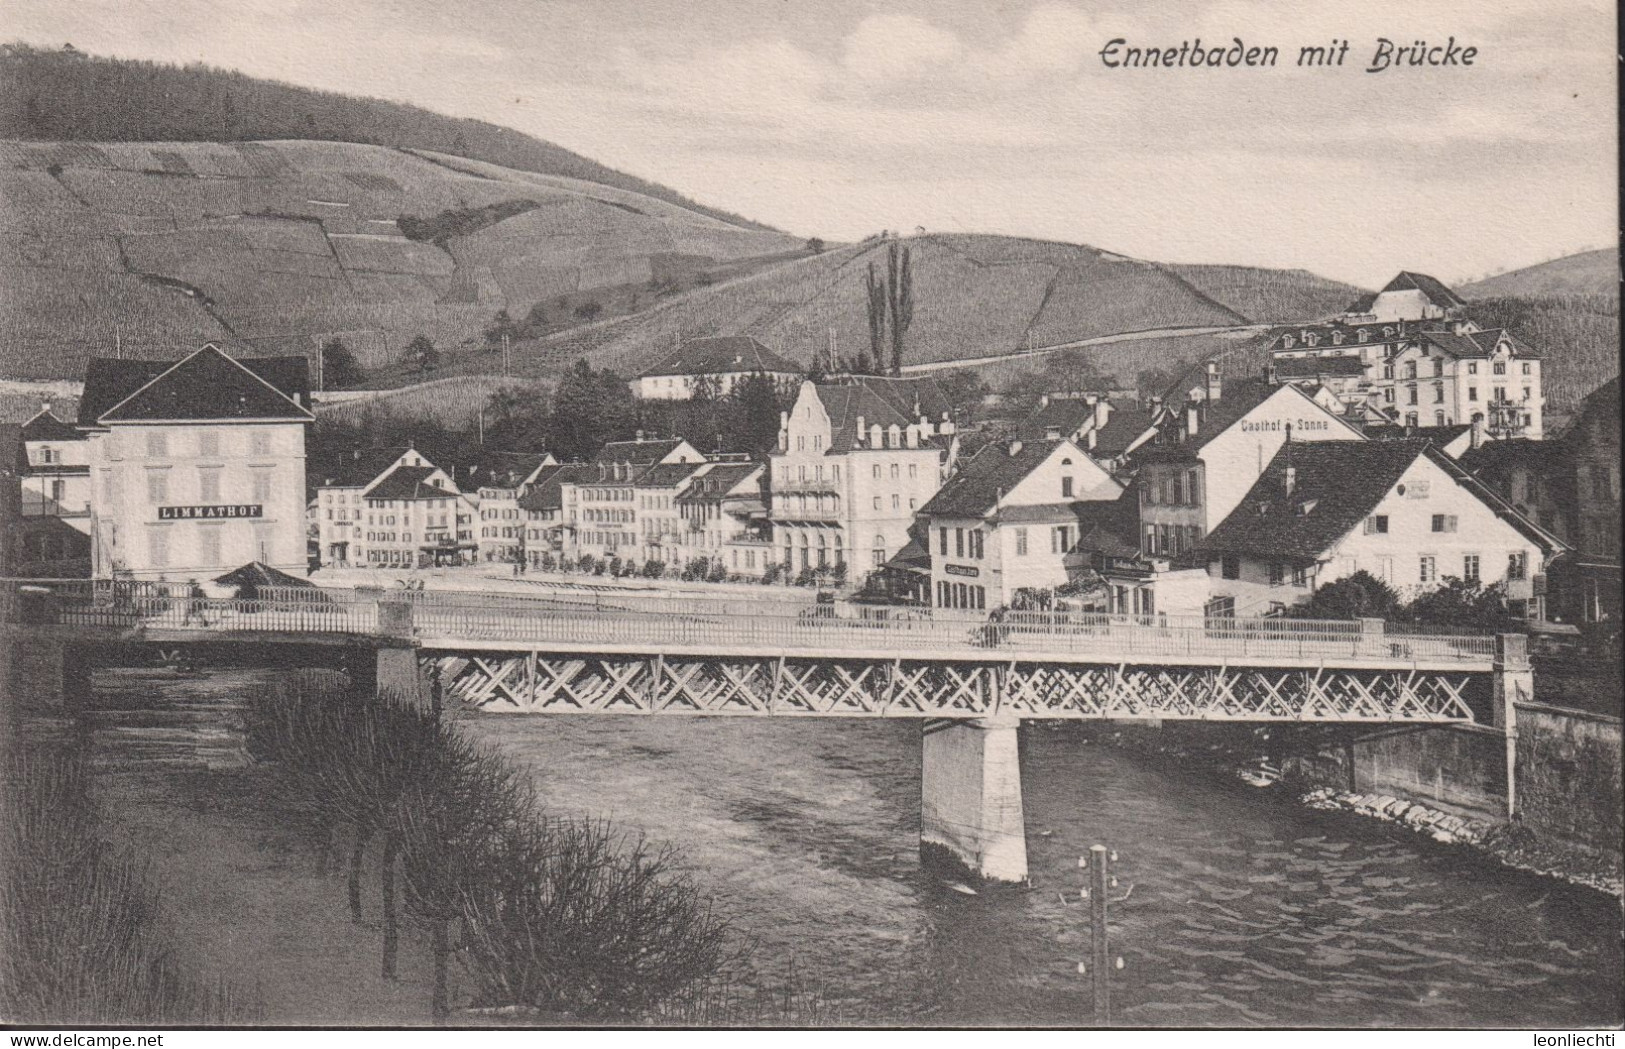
484,308,519,349
805,237,826,254
1403,579,1515,633
402,335,440,375
545,358,637,460
864,262,887,369
1289,570,1401,621
320,337,364,389
519,302,549,339
887,241,914,376
574,300,604,321
728,371,785,457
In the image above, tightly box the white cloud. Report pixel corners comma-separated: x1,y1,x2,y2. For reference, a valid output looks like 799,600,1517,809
841,14,963,82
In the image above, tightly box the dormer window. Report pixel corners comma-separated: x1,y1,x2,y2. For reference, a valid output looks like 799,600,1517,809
1332,332,1344,346
1358,330,1370,343
1282,335,1295,349
1305,333,1319,347
1294,499,1318,516
1383,326,1394,337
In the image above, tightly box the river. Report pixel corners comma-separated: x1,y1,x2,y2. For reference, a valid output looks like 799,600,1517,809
65,669,1624,1028
458,712,1622,1028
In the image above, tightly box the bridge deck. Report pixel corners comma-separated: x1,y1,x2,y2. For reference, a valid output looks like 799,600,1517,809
2,580,1497,672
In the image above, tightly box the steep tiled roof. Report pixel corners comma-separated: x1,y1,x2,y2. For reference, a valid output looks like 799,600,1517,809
20,409,84,442
85,345,312,425
461,451,553,490
78,359,170,427
1362,423,1473,450
1273,355,1367,379
921,438,1071,518
1020,398,1096,439
1200,438,1565,564
1139,378,1291,461
1199,441,1430,563
1091,407,1156,456
674,463,761,503
1345,271,1465,313
816,375,952,452
364,465,456,502
640,336,800,378
1071,492,1142,559
319,447,412,488
597,438,685,464
1419,328,1542,360
634,461,707,489
518,463,595,513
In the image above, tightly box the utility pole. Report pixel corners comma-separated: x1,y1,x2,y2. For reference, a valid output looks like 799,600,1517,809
1078,844,1125,1026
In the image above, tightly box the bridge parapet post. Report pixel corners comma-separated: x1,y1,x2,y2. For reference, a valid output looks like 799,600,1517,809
377,599,414,639
920,717,1027,884
1492,633,1532,817
1358,617,1385,657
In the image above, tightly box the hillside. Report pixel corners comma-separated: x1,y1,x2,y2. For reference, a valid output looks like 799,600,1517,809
1168,264,1366,324
1460,248,1618,298
0,138,804,380
0,44,775,232
489,234,1267,382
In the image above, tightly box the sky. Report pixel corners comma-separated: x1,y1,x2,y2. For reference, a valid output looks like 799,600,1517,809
3,0,1617,288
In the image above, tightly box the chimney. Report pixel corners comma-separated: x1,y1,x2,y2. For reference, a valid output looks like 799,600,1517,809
1008,439,1023,457
1185,392,1200,439
1150,395,1163,417
40,399,51,416
855,415,865,445
1205,360,1222,402
1087,428,1097,452
1094,396,1110,429
1284,466,1296,496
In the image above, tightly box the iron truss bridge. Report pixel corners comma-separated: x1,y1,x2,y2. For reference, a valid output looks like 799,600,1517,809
4,580,1501,723
430,651,1479,722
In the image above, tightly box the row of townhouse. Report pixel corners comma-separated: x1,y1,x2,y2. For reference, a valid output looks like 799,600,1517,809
313,435,779,576
912,352,1569,622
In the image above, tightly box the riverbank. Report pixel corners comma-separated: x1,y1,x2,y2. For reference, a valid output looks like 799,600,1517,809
1062,721,1624,900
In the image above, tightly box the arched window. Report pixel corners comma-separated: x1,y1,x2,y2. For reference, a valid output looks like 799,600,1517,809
872,534,887,567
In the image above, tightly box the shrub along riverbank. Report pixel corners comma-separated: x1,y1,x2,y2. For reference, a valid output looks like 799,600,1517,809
243,680,826,1023
0,745,260,1024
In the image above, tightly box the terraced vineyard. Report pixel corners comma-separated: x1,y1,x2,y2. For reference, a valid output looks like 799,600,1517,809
0,139,804,381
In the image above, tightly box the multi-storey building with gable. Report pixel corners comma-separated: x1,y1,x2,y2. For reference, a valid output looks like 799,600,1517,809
79,344,314,580
769,375,959,578
1267,272,1545,438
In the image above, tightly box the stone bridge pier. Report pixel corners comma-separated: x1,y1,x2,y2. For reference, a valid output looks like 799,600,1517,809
920,717,1028,883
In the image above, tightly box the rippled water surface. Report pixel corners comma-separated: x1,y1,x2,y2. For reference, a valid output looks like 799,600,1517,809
457,714,1623,1027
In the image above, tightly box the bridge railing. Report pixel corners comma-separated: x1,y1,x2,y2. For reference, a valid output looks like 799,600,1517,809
400,590,1497,664
0,579,1498,665
4,578,379,635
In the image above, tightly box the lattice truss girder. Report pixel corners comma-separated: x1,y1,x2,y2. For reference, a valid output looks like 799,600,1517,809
427,654,1475,721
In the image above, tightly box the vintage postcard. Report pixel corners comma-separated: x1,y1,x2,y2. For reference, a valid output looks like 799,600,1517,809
0,0,1618,1037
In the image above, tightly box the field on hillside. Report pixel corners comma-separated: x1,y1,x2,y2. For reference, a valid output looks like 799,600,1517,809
1169,264,1365,324
314,374,532,429
0,139,803,382
1461,248,1618,299
958,328,1274,394
505,234,1258,381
